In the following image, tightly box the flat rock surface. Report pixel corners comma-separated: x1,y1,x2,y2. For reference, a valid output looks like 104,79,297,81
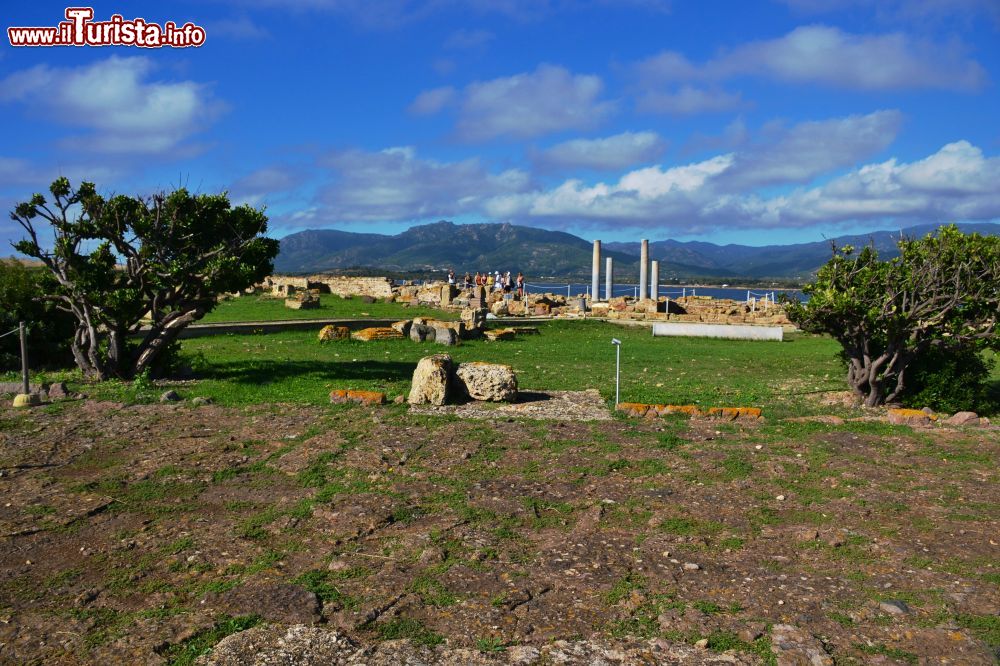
202,625,756,665
409,388,612,421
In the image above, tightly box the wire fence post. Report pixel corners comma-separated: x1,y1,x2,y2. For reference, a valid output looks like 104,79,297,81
20,321,29,395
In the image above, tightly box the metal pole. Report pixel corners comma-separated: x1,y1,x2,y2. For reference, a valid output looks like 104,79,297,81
19,321,29,395
615,344,620,406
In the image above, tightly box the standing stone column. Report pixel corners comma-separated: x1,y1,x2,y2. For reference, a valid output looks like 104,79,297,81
639,239,649,300
650,260,659,301
591,240,601,302
605,257,613,301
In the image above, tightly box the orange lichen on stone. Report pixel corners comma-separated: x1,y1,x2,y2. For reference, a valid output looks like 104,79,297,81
615,402,650,417
708,407,763,420
329,389,386,405
661,405,702,416
350,327,404,341
887,408,936,426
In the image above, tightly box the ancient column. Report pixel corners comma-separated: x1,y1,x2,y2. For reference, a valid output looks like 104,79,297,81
605,257,613,301
591,240,601,302
650,260,659,301
639,239,649,300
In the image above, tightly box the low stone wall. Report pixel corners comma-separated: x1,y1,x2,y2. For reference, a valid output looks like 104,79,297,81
263,275,393,299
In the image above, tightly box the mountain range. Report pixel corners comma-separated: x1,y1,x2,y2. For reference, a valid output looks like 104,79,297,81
274,221,1000,282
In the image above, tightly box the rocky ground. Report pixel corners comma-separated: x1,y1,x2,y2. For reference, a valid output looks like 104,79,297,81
0,397,997,664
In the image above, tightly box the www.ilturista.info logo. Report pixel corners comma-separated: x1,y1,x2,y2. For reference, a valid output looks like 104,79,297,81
8,7,206,48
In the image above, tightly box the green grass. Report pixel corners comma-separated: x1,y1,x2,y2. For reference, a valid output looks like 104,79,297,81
161,615,261,666
201,294,455,323
119,321,847,410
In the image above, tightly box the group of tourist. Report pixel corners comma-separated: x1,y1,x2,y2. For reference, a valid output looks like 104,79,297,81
448,269,525,298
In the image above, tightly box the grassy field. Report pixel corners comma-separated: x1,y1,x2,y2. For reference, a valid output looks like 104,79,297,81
150,320,845,416
201,295,456,323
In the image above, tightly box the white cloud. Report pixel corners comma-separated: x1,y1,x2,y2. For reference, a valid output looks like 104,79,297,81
637,85,745,115
315,146,532,221
719,110,902,187
413,64,616,141
408,86,457,115
230,167,300,207
533,131,666,170
482,139,1000,232
635,25,987,91
0,56,223,154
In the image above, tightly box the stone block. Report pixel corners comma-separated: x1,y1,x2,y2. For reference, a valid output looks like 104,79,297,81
454,362,518,402
615,402,650,418
887,408,937,427
390,320,412,336
408,355,453,405
410,323,436,342
707,407,762,420
318,325,350,342
351,327,403,342
484,328,516,341
433,326,459,346
329,389,386,406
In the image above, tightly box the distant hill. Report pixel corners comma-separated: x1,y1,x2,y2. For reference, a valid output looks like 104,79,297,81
605,222,1000,280
274,221,1000,281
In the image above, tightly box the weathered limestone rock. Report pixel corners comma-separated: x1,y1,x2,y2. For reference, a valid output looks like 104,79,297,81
285,292,320,310
440,284,456,305
455,362,517,402
770,624,833,665
433,326,459,346
410,323,436,342
507,299,526,315
318,325,350,342
329,389,386,406
533,303,551,315
351,327,403,342
707,407,762,420
390,320,412,337
47,382,70,399
408,355,453,405
484,328,516,341
944,411,980,426
887,408,937,427
490,300,509,316
460,308,487,335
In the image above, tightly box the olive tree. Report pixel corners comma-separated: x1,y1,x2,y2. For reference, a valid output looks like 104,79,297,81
785,225,1000,408
11,177,279,379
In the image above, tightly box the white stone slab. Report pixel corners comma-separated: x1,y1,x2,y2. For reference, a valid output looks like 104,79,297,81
652,322,783,341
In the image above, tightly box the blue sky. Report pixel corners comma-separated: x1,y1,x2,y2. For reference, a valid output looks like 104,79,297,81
2,0,999,250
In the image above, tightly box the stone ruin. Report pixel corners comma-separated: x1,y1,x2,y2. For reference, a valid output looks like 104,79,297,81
284,290,320,310
259,270,791,327
407,354,517,406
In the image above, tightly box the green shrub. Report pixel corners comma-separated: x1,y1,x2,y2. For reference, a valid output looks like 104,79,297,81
0,259,74,371
901,346,996,414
